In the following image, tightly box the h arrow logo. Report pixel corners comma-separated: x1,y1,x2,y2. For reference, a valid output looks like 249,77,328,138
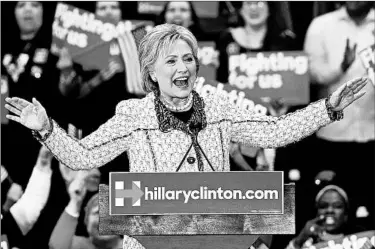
115,181,144,207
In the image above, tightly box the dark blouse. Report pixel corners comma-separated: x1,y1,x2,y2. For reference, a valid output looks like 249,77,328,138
171,108,194,123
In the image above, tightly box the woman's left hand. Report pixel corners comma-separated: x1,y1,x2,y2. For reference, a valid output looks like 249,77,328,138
329,77,369,111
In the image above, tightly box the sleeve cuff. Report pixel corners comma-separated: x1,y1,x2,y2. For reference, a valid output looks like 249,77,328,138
65,206,80,218
32,117,54,142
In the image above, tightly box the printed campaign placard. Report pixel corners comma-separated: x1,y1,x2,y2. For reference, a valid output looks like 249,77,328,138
310,230,375,249
196,42,268,115
228,51,310,105
359,44,375,86
109,171,283,215
100,183,295,235
51,3,124,71
196,44,306,115
197,41,218,83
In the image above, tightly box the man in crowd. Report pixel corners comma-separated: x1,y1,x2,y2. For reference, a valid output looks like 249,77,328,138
304,1,374,229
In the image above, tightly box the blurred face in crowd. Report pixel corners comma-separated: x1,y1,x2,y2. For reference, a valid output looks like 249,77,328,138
164,1,193,28
345,1,373,18
86,204,118,241
96,1,121,24
316,190,348,233
151,39,197,100
15,1,43,37
240,1,269,28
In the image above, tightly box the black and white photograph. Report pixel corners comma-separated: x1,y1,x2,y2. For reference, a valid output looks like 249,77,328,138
1,1,374,249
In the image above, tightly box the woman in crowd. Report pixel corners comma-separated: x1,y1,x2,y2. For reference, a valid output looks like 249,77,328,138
286,185,367,249
5,22,368,176
155,1,211,41
215,1,297,171
1,3,80,248
1,1,71,188
216,1,296,84
5,24,369,248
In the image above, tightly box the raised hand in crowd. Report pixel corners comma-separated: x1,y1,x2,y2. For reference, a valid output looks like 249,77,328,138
341,38,357,73
100,59,123,81
66,173,87,217
293,215,326,248
49,174,87,249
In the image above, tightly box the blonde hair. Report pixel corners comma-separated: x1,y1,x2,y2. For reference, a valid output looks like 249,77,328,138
138,23,199,93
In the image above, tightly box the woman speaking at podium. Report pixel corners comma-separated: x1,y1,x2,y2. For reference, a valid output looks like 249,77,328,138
5,23,368,173
4,23,369,248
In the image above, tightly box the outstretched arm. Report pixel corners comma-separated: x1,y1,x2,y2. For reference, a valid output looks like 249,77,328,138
5,97,133,170
230,77,368,148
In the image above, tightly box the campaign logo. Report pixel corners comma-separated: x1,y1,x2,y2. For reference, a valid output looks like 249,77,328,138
114,181,144,207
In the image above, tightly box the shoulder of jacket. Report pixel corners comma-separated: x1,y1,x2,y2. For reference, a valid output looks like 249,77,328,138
115,97,149,116
201,90,231,112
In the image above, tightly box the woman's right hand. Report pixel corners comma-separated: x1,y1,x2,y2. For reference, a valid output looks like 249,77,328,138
5,97,50,132
294,215,325,248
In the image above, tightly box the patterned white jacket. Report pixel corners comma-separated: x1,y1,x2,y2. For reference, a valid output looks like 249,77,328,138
37,91,332,173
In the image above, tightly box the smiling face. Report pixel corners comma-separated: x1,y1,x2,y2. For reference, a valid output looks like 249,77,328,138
95,1,121,24
151,39,197,100
164,1,193,28
15,1,43,36
317,190,348,233
240,1,269,28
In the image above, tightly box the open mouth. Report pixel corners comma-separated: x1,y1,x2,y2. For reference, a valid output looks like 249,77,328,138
23,16,34,22
324,216,335,225
173,77,189,88
249,13,260,19
172,19,183,25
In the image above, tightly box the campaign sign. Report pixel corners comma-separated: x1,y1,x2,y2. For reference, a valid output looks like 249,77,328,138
359,44,375,86
110,171,283,215
100,183,295,235
196,42,269,115
51,3,124,71
310,230,375,249
197,41,218,83
228,51,310,105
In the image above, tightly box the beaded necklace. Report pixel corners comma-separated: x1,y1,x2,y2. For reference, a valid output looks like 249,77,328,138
160,93,193,112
